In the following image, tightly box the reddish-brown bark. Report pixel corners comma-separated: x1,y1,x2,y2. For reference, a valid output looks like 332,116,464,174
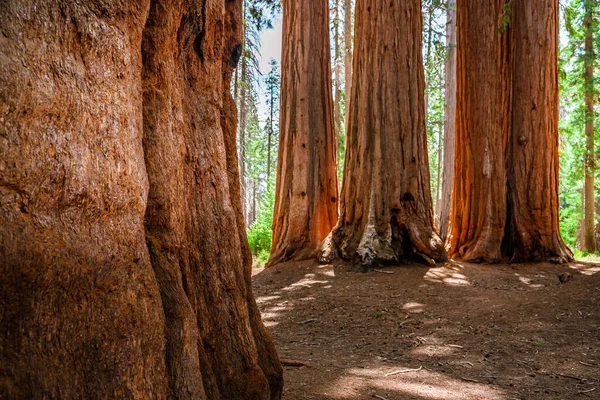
0,2,167,397
324,0,446,266
268,0,339,266
448,0,572,263
506,0,573,263
0,0,282,398
448,0,511,263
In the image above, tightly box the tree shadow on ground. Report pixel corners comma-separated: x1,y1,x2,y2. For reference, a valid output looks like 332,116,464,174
252,259,600,399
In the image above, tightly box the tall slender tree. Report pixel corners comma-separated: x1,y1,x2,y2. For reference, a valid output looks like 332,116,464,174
439,0,457,242
449,0,572,263
344,0,353,116
323,0,446,266
268,0,339,266
583,0,596,252
333,0,343,136
265,58,280,183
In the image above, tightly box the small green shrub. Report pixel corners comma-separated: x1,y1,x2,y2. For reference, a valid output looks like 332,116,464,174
247,183,275,267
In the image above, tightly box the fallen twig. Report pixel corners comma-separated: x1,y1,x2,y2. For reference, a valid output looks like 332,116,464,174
280,359,307,367
447,344,464,349
578,388,596,395
300,318,317,324
460,377,480,383
555,373,586,382
579,361,595,367
385,366,422,377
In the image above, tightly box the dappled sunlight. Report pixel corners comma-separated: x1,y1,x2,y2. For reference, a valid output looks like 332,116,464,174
256,295,281,305
515,274,545,288
317,265,336,277
322,365,506,400
252,264,335,328
403,302,427,313
569,262,600,276
410,337,464,357
281,272,330,292
252,259,600,399
424,263,471,286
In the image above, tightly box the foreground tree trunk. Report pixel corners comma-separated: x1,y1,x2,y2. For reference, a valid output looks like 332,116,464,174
268,0,339,266
449,0,572,263
583,0,596,253
324,0,446,266
0,0,283,398
439,0,457,242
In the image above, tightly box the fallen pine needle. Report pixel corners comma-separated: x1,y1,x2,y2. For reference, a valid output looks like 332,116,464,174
385,366,422,376
578,388,596,394
373,269,395,274
460,377,480,383
447,344,464,349
373,395,389,400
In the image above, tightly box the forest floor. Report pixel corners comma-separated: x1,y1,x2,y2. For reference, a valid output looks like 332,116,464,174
252,259,600,400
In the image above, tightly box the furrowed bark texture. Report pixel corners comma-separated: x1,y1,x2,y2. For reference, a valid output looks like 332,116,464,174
1,0,283,398
507,0,572,263
448,0,572,263
268,0,339,266
439,0,457,242
328,0,446,266
142,0,282,398
0,1,168,398
449,0,510,263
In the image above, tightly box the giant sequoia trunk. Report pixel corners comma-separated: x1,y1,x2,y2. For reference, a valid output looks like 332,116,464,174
268,0,339,266
448,0,572,263
0,0,282,398
324,0,446,266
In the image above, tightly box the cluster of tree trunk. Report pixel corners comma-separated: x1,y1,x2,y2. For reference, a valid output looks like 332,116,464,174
0,0,282,398
270,0,573,268
268,0,339,266
447,0,573,263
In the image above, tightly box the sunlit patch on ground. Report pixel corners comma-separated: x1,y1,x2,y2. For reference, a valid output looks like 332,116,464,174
321,365,506,400
424,264,471,286
569,262,600,275
402,302,427,313
515,274,546,288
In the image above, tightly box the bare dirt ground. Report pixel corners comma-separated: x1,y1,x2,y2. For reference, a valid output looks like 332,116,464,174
252,260,600,400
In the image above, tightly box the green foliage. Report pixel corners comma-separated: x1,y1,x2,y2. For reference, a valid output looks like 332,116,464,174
423,0,447,210
572,248,600,262
558,0,599,249
247,182,276,266
497,1,512,35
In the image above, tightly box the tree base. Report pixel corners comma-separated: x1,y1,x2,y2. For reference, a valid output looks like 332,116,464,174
322,216,447,267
